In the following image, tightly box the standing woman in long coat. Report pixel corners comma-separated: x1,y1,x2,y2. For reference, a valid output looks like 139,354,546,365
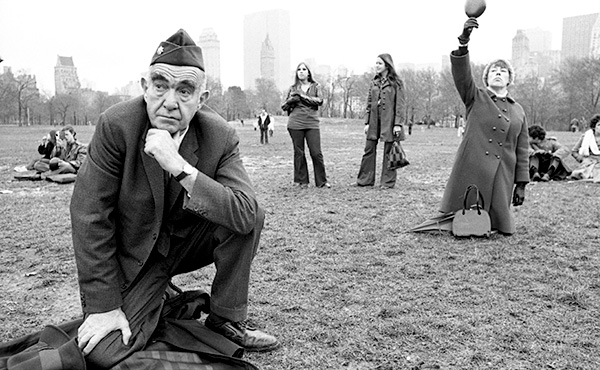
440,18,529,235
355,53,405,189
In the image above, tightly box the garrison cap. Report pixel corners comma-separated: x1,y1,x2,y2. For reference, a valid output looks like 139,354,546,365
150,29,204,71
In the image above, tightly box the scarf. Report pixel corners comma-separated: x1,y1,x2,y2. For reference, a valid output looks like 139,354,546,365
579,129,600,156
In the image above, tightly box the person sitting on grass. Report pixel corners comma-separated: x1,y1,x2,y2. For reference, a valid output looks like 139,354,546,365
41,126,87,178
528,125,571,182
569,113,600,182
14,130,58,173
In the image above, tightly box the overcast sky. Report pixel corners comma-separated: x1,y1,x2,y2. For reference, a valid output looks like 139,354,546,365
0,0,598,95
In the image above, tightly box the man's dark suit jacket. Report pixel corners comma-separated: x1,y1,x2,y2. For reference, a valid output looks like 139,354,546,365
70,96,260,314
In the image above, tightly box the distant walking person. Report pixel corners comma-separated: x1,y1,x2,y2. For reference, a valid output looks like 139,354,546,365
457,114,465,139
354,53,405,189
281,62,330,188
257,109,270,144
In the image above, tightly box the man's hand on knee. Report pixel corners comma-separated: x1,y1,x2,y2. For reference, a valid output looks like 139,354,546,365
77,307,131,355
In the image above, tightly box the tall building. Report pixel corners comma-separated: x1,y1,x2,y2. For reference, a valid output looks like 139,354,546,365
54,55,80,95
512,30,530,69
243,9,290,92
512,29,561,78
197,28,221,82
523,28,552,53
561,13,600,59
260,34,275,81
592,17,600,57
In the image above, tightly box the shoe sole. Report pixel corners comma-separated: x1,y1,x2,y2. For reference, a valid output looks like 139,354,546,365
244,341,281,353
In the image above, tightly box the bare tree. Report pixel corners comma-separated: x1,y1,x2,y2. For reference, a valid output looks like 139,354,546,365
54,94,78,124
315,73,336,118
14,73,39,126
559,57,600,120
224,86,248,121
337,75,356,119
205,76,225,118
0,69,16,124
434,68,462,127
253,78,281,114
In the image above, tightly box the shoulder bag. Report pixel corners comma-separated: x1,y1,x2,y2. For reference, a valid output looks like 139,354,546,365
452,184,491,237
388,139,409,170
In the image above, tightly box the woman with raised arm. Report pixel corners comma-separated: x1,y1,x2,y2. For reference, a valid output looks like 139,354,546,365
438,17,530,235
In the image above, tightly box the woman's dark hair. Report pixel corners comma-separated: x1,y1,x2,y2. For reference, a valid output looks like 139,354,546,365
293,62,315,87
528,125,546,140
590,114,600,129
48,130,57,145
377,54,403,88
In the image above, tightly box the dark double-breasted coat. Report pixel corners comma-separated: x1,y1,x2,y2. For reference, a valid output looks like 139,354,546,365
439,50,529,235
70,96,259,314
364,75,405,142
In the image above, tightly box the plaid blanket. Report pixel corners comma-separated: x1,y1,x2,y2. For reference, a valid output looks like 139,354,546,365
112,350,258,370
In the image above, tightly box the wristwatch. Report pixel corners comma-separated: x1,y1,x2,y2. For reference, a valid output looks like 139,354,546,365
174,163,194,182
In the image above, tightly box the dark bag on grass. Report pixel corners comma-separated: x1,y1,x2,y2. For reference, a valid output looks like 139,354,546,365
452,184,491,237
0,290,258,370
388,140,409,170
0,325,85,370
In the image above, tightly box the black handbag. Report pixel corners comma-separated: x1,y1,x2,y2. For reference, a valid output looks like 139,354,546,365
452,184,491,237
388,140,409,170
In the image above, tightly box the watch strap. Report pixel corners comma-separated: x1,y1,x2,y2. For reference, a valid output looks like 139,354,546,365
174,171,188,182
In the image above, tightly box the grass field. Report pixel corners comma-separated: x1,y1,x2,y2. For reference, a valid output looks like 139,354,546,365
0,118,599,370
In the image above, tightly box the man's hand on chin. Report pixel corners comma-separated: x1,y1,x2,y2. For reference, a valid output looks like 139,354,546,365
144,128,184,174
77,307,131,355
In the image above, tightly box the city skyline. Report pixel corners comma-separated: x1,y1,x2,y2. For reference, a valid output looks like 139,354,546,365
0,0,598,95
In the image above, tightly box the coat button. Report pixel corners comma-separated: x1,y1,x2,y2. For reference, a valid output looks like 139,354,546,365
485,151,489,155
499,142,503,146
489,139,493,142
138,260,143,266
492,127,497,130
498,114,502,118
121,283,128,290
152,233,157,240
496,155,500,159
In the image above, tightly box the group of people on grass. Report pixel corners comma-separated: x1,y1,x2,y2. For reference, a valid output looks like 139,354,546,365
16,125,87,180
527,115,600,183
280,17,600,237
5,17,600,370
280,53,406,190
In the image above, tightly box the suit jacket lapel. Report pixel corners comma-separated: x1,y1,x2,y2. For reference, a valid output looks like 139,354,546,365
141,135,166,221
